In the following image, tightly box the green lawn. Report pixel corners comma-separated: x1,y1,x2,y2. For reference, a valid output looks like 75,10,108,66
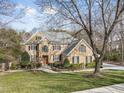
0,70,124,93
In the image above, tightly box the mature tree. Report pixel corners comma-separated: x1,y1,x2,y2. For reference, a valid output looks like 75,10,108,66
0,28,22,63
36,0,124,75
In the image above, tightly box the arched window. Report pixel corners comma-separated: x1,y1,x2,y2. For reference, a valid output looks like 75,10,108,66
42,45,48,52
79,45,86,52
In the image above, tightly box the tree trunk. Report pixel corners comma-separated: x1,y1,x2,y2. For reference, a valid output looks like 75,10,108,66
94,58,102,75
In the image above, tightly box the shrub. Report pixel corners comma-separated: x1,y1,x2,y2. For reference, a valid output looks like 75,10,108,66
36,62,42,68
20,61,30,69
69,63,84,70
10,63,19,70
86,62,95,68
52,62,62,68
63,58,70,68
104,51,121,61
20,51,31,69
109,53,120,61
21,51,30,62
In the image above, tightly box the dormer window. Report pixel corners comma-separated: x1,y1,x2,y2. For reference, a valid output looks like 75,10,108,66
53,45,61,51
36,36,42,40
79,45,86,52
42,45,48,52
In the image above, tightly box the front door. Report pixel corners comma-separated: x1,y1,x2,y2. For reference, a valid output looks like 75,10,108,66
42,55,49,65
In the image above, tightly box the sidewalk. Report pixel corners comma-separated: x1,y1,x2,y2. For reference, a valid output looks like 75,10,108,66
72,84,124,93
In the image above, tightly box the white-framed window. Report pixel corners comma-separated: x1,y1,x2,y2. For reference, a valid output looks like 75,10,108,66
86,56,92,63
78,45,86,52
31,45,36,50
72,56,79,64
53,55,60,62
53,45,61,51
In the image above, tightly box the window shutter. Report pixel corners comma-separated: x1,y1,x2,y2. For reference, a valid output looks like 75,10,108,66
72,57,74,64
53,55,54,61
53,46,54,50
28,46,30,50
77,56,79,63
90,56,92,62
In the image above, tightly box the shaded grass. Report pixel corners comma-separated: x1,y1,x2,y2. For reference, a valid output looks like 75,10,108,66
0,70,124,93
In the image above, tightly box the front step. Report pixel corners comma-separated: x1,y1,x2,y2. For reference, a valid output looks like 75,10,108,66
42,65,51,69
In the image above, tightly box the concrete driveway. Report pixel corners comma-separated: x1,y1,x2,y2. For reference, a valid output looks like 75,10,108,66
72,84,124,93
102,63,124,70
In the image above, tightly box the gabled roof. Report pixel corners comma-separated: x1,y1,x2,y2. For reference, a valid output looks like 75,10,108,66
25,31,76,45
62,39,92,56
42,31,75,44
62,40,79,56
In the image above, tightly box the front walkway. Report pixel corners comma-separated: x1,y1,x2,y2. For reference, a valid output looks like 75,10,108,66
33,67,58,73
72,84,124,93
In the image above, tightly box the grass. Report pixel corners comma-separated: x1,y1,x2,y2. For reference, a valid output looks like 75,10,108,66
0,70,124,93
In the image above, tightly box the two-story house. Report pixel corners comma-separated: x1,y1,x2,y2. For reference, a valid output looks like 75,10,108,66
24,31,94,66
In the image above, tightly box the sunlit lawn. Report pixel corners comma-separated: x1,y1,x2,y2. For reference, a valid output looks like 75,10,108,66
0,70,124,93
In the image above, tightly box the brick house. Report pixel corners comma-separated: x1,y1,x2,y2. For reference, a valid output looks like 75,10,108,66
24,31,94,65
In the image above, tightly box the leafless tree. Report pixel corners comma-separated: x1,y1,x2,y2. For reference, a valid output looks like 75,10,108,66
115,30,124,62
36,0,124,75
118,18,124,62
0,0,25,27
108,22,124,62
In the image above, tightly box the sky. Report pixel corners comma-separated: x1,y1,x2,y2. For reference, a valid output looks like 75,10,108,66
5,0,76,32
8,0,47,32
0,0,79,32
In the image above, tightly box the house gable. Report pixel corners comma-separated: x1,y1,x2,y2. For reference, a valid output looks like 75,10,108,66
62,39,92,56
25,32,43,45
